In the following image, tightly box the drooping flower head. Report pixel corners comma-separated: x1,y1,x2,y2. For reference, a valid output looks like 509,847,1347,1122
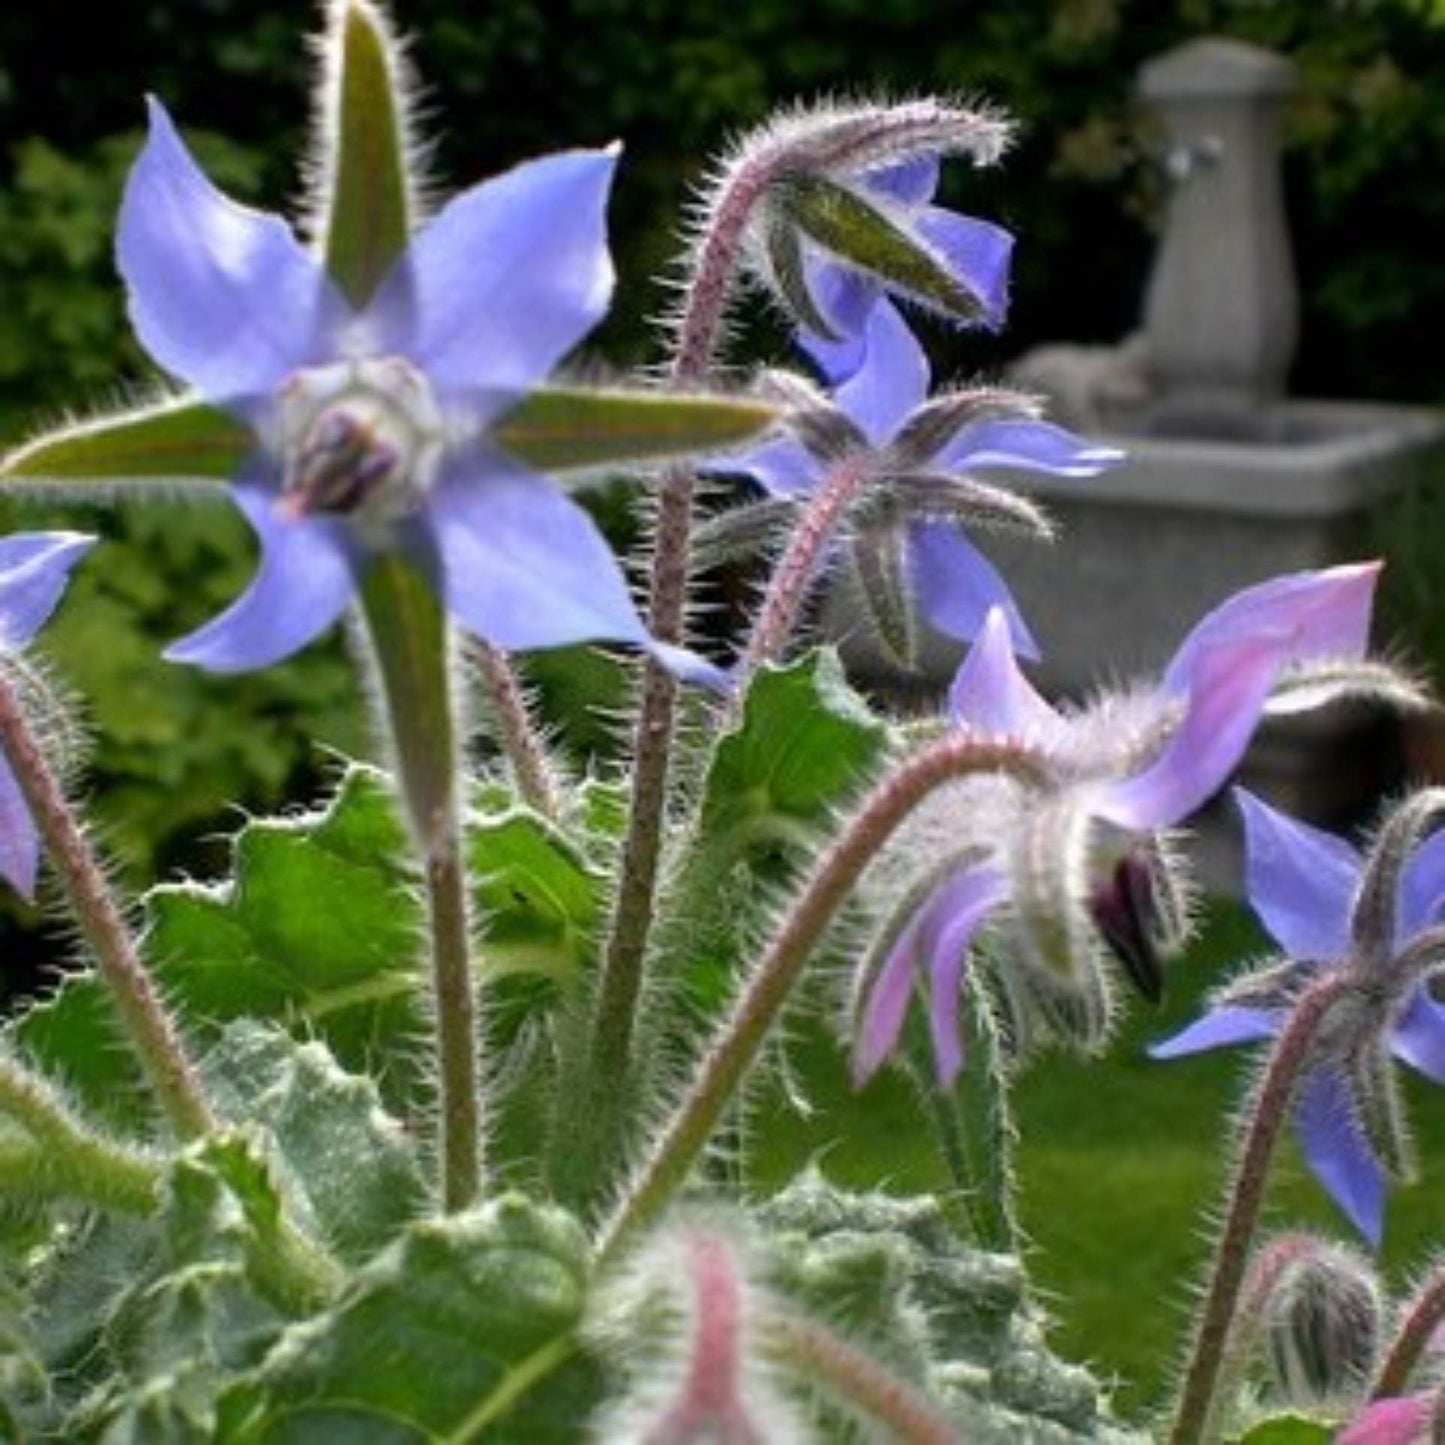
779,146,1013,380
716,301,1121,661
117,100,710,679
853,563,1383,1086
728,98,1014,381
0,532,96,897
1152,787,1445,1244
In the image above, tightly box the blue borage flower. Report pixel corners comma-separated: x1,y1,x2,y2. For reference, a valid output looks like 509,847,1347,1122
1153,790,1445,1245
117,100,714,680
852,563,1381,1087
722,302,1121,658
0,532,96,897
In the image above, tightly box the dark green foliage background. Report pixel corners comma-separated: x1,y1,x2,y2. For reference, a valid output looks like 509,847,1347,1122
0,0,1443,882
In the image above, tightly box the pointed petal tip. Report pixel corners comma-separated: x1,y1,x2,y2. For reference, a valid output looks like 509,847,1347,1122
850,1042,886,1090
647,641,733,693
0,852,38,904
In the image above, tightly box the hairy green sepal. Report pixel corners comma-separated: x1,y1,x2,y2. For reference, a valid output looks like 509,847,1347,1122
780,172,991,324
1,398,249,488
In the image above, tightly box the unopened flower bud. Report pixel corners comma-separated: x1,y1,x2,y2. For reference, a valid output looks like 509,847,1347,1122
1338,1392,1437,1445
592,1227,801,1444
1265,1239,1383,1407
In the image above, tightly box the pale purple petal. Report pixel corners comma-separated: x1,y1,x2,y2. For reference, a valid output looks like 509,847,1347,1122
864,155,940,206
164,474,358,673
946,605,1061,741
1148,1005,1283,1059
924,866,1008,1085
367,148,617,417
908,521,1039,659
855,905,929,1084
1161,563,1380,701
1096,635,1282,830
1235,788,1359,960
1295,1067,1386,1245
715,433,820,498
798,253,876,382
826,302,930,445
853,863,1005,1084
1391,987,1445,1085
1398,830,1445,942
913,207,1013,330
421,446,651,652
0,759,38,900
643,641,733,692
1338,1394,1433,1445
0,533,96,649
118,98,343,414
936,418,1124,477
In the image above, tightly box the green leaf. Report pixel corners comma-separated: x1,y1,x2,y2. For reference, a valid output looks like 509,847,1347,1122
11,1139,297,1438
699,649,888,855
779,172,991,324
470,811,601,981
490,385,777,475
200,1022,427,1264
322,0,411,305
218,1196,603,1442
0,397,248,487
10,763,605,1125
1233,1416,1333,1444
757,1174,1146,1441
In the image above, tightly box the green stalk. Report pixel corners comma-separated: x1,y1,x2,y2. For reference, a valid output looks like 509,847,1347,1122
361,560,480,1212
0,669,213,1141
586,147,784,1112
321,2,481,1212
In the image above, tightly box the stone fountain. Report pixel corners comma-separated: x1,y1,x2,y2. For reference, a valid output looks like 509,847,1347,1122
988,37,1445,825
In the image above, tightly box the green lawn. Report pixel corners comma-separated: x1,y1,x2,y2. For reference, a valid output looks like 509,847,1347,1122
748,899,1445,1428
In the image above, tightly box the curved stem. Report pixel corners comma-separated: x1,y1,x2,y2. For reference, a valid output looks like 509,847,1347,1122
737,452,873,684
0,670,213,1141
764,1309,959,1445
361,559,480,1212
596,736,1042,1264
1168,971,1354,1445
471,640,561,820
584,150,782,1157
1372,1265,1445,1401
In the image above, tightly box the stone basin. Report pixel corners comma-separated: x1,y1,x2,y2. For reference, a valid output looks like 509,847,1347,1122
985,397,1445,698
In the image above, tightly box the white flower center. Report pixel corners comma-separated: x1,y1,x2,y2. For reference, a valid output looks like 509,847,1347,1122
274,357,447,523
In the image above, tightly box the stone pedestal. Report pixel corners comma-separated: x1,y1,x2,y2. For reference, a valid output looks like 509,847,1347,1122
1139,39,1298,420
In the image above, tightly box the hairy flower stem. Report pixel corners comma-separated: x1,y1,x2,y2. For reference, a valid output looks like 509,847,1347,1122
597,736,1043,1264
361,560,481,1212
1169,971,1355,1445
738,452,873,685
764,1309,958,1444
0,1053,161,1214
585,151,781,1158
472,640,561,819
0,671,213,1141
1372,1266,1445,1400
